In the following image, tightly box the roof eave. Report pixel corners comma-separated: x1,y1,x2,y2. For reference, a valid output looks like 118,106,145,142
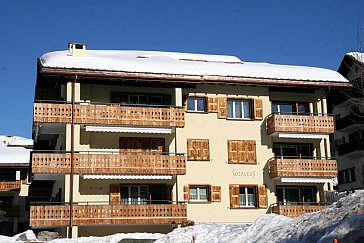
38,66,352,89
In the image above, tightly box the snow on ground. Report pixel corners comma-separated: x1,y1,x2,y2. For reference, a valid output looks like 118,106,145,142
1,190,363,242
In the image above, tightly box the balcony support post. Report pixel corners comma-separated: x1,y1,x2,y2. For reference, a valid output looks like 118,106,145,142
69,75,77,238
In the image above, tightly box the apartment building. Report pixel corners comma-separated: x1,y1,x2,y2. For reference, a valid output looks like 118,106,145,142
330,52,364,191
30,44,349,237
0,135,32,236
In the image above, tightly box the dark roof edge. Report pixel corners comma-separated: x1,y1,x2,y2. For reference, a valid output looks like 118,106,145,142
38,66,353,89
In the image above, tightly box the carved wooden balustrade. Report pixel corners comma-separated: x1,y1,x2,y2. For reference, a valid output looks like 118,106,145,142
32,152,186,175
0,181,21,191
30,204,187,227
33,103,185,127
271,205,327,217
266,114,334,135
269,158,337,178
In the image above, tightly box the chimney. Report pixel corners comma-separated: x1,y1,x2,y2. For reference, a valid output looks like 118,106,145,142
68,43,86,57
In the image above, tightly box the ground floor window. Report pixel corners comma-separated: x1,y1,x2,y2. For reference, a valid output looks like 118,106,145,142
189,186,209,202
276,186,316,205
239,186,256,207
338,167,356,184
117,184,171,205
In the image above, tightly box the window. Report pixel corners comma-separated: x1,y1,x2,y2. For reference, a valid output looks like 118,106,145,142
276,186,316,205
239,186,257,207
230,185,267,209
338,168,356,184
111,92,171,106
121,185,149,205
273,143,313,159
187,97,206,112
227,99,252,119
189,186,209,202
272,101,309,115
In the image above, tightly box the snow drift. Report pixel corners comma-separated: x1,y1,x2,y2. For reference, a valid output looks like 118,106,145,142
1,190,363,242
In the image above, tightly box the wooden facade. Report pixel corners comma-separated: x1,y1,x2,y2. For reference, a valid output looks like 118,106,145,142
269,158,337,178
271,205,327,217
29,204,187,227
33,103,185,127
0,181,21,191
32,153,186,175
266,114,334,135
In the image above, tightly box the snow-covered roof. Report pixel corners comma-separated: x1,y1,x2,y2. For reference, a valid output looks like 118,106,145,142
347,52,364,64
40,50,348,83
0,146,30,165
0,135,33,147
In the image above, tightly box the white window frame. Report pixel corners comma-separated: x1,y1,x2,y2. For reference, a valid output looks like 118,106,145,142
227,99,252,119
239,186,257,207
187,97,206,112
189,186,209,202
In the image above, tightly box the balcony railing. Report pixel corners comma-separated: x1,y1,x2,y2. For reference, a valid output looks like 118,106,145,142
271,203,327,217
266,113,334,135
0,181,21,191
1,207,21,217
29,203,187,227
335,113,364,131
337,139,364,156
31,151,186,175
268,157,337,178
33,102,185,127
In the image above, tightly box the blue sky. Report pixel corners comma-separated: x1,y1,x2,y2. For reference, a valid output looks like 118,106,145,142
0,0,363,138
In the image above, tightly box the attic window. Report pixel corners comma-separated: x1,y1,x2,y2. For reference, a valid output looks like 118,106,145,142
75,44,84,49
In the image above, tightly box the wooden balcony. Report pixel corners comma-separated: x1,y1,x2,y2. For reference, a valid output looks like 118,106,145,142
269,158,337,178
266,114,334,135
33,103,185,127
32,152,186,175
29,204,187,227
337,139,364,156
1,207,21,217
0,181,21,191
271,205,327,217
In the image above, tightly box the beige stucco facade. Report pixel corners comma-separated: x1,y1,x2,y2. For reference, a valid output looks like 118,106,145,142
30,45,345,238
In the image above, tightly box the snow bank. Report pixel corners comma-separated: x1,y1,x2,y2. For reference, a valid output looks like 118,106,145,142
157,190,364,243
1,190,363,242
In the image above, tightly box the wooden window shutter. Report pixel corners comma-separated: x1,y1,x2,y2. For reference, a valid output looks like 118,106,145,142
228,140,256,164
217,97,227,119
207,97,218,113
228,140,238,164
211,186,221,202
246,140,257,164
187,139,210,161
254,99,263,120
258,185,268,208
183,95,188,110
229,184,240,208
183,185,189,201
165,184,173,202
110,184,120,205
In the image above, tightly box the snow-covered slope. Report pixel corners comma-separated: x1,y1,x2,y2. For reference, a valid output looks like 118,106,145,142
156,190,364,243
1,190,363,242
